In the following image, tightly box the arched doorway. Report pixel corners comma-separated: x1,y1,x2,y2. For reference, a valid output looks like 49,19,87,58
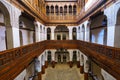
51,5,54,14
82,24,85,41
72,27,77,40
55,49,69,63
90,12,107,45
47,27,51,40
55,25,69,40
64,5,67,15
46,5,50,15
72,51,77,63
60,7,63,15
69,5,72,15
55,5,59,15
114,8,120,47
47,51,52,64
0,1,11,51
73,5,76,15
19,12,35,45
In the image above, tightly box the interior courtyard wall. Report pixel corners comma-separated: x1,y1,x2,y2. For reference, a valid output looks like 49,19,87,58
101,1,120,80
0,0,21,49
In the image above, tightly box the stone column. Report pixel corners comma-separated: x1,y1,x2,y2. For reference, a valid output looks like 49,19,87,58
84,73,88,80
51,50,56,68
37,56,42,80
41,26,44,41
104,3,116,47
68,27,73,40
6,4,21,49
77,50,80,68
51,27,56,40
80,53,84,74
77,27,80,40
84,21,90,42
41,53,45,74
34,21,41,42
101,3,118,80
45,51,48,68
40,25,42,41
68,50,73,68
44,27,47,40
84,59,89,80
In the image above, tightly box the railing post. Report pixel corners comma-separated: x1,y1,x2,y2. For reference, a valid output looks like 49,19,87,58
84,73,88,80
80,66,84,74
38,72,42,80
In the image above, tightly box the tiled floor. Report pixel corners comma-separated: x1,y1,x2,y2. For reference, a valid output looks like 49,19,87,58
42,64,84,80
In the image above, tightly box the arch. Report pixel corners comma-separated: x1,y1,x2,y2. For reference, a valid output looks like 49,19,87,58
73,50,77,63
72,27,77,40
102,15,107,26
55,25,69,32
82,24,85,40
46,5,50,15
81,54,84,66
43,27,45,33
116,8,120,25
60,7,63,15
73,5,76,15
69,5,72,14
0,11,4,23
0,1,11,51
90,13,108,44
41,55,44,66
55,25,69,40
47,27,51,40
64,5,67,15
0,1,11,26
19,30,23,46
85,60,90,73
19,13,35,44
51,5,54,14
47,27,51,33
86,22,90,31
40,25,42,32
78,26,80,33
55,5,59,15
47,51,52,64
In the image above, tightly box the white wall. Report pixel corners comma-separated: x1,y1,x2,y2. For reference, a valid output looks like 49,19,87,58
0,26,6,51
20,29,34,45
91,28,105,44
14,69,26,80
85,0,98,11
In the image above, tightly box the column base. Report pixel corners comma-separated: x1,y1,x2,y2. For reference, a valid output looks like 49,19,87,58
77,61,80,68
52,61,55,68
69,61,73,68
42,65,45,74
80,66,84,74
84,73,88,80
45,61,48,68
38,72,42,80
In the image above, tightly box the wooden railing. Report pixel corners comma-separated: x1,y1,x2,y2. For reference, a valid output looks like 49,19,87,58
0,41,46,80
0,40,120,79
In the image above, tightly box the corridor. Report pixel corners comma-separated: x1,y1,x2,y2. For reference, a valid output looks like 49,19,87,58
42,64,84,80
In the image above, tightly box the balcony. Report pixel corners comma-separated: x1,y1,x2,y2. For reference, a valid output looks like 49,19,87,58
0,40,120,79
10,0,113,24
46,14,77,23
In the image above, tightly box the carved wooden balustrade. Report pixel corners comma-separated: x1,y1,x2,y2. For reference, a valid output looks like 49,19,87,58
0,40,120,79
